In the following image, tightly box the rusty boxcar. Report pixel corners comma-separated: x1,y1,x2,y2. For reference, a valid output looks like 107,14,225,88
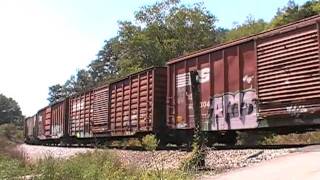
50,99,69,139
167,15,320,132
109,67,167,136
24,115,37,143
68,85,110,138
35,100,69,141
68,90,94,138
37,106,51,140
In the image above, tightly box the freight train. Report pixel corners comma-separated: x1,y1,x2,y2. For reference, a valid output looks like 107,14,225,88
25,15,320,146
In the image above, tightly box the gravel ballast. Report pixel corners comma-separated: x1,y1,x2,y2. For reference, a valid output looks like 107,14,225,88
17,144,296,175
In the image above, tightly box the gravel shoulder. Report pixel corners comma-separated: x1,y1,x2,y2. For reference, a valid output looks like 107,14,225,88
201,145,320,180
17,144,296,175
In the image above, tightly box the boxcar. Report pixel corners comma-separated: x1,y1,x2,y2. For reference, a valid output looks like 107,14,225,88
68,90,95,138
109,67,167,137
50,99,69,139
37,106,51,140
167,15,320,132
35,100,68,141
67,67,167,139
24,115,37,143
68,85,110,138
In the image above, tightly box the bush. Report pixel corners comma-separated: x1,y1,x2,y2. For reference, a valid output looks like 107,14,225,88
141,134,159,151
180,142,205,172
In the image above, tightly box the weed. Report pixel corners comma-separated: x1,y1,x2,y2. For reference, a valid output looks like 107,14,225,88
141,134,159,151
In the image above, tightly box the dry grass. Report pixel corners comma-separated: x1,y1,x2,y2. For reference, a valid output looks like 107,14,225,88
263,130,320,145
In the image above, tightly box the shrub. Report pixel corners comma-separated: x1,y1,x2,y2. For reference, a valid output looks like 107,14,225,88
141,134,159,151
180,142,205,172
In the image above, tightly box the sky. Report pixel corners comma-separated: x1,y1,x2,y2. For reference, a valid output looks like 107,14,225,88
0,0,308,116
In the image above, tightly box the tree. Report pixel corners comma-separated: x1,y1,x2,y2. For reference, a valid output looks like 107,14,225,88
224,16,268,42
48,69,95,104
88,37,120,85
269,0,320,28
95,0,219,75
0,94,23,125
47,84,65,104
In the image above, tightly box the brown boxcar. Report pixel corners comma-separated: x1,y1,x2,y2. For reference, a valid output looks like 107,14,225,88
24,115,37,142
50,99,68,139
167,15,320,131
35,100,68,140
68,85,110,138
37,106,51,140
109,67,167,136
68,91,94,138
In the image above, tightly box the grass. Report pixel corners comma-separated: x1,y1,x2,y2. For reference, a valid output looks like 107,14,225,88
236,130,320,145
0,125,190,179
262,130,320,145
0,150,191,180
34,150,190,180
0,154,31,179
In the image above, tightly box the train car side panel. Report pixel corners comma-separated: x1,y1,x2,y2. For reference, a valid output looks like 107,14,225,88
69,91,94,138
92,85,110,136
167,41,258,131
110,67,167,136
37,107,51,140
257,23,320,126
51,99,68,139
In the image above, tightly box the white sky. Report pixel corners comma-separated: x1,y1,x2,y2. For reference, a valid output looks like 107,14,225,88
0,0,308,116
0,0,99,116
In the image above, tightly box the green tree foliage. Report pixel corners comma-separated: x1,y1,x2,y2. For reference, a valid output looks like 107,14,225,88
0,94,23,125
88,37,120,86
114,0,218,75
48,69,95,104
269,0,320,28
223,16,268,42
47,0,220,103
47,84,65,104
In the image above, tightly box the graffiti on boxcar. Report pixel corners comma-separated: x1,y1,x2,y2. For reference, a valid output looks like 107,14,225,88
208,89,258,130
286,105,308,117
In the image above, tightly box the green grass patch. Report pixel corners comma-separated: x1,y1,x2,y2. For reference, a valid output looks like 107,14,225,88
34,150,191,180
0,154,31,179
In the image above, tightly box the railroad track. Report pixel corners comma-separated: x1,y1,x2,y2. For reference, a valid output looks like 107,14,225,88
34,143,318,151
